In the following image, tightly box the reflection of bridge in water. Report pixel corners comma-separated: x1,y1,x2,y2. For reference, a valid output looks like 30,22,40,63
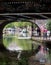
29,36,51,65
32,37,51,42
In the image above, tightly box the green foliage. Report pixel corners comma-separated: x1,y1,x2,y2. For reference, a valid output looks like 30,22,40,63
18,57,28,65
4,21,37,29
33,23,37,28
46,20,51,31
5,22,32,28
5,23,15,28
14,22,32,27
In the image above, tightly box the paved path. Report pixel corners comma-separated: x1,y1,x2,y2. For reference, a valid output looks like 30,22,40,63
32,37,51,41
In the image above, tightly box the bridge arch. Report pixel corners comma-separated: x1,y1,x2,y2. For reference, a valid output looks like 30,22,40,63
0,18,40,51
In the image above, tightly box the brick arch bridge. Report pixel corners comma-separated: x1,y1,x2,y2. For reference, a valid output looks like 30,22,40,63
0,14,51,65
0,14,51,50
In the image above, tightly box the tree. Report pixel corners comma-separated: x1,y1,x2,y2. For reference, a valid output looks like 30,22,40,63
5,23,15,28
46,20,51,31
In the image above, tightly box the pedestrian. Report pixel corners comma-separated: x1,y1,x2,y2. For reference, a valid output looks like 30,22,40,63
36,27,41,36
43,28,47,39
